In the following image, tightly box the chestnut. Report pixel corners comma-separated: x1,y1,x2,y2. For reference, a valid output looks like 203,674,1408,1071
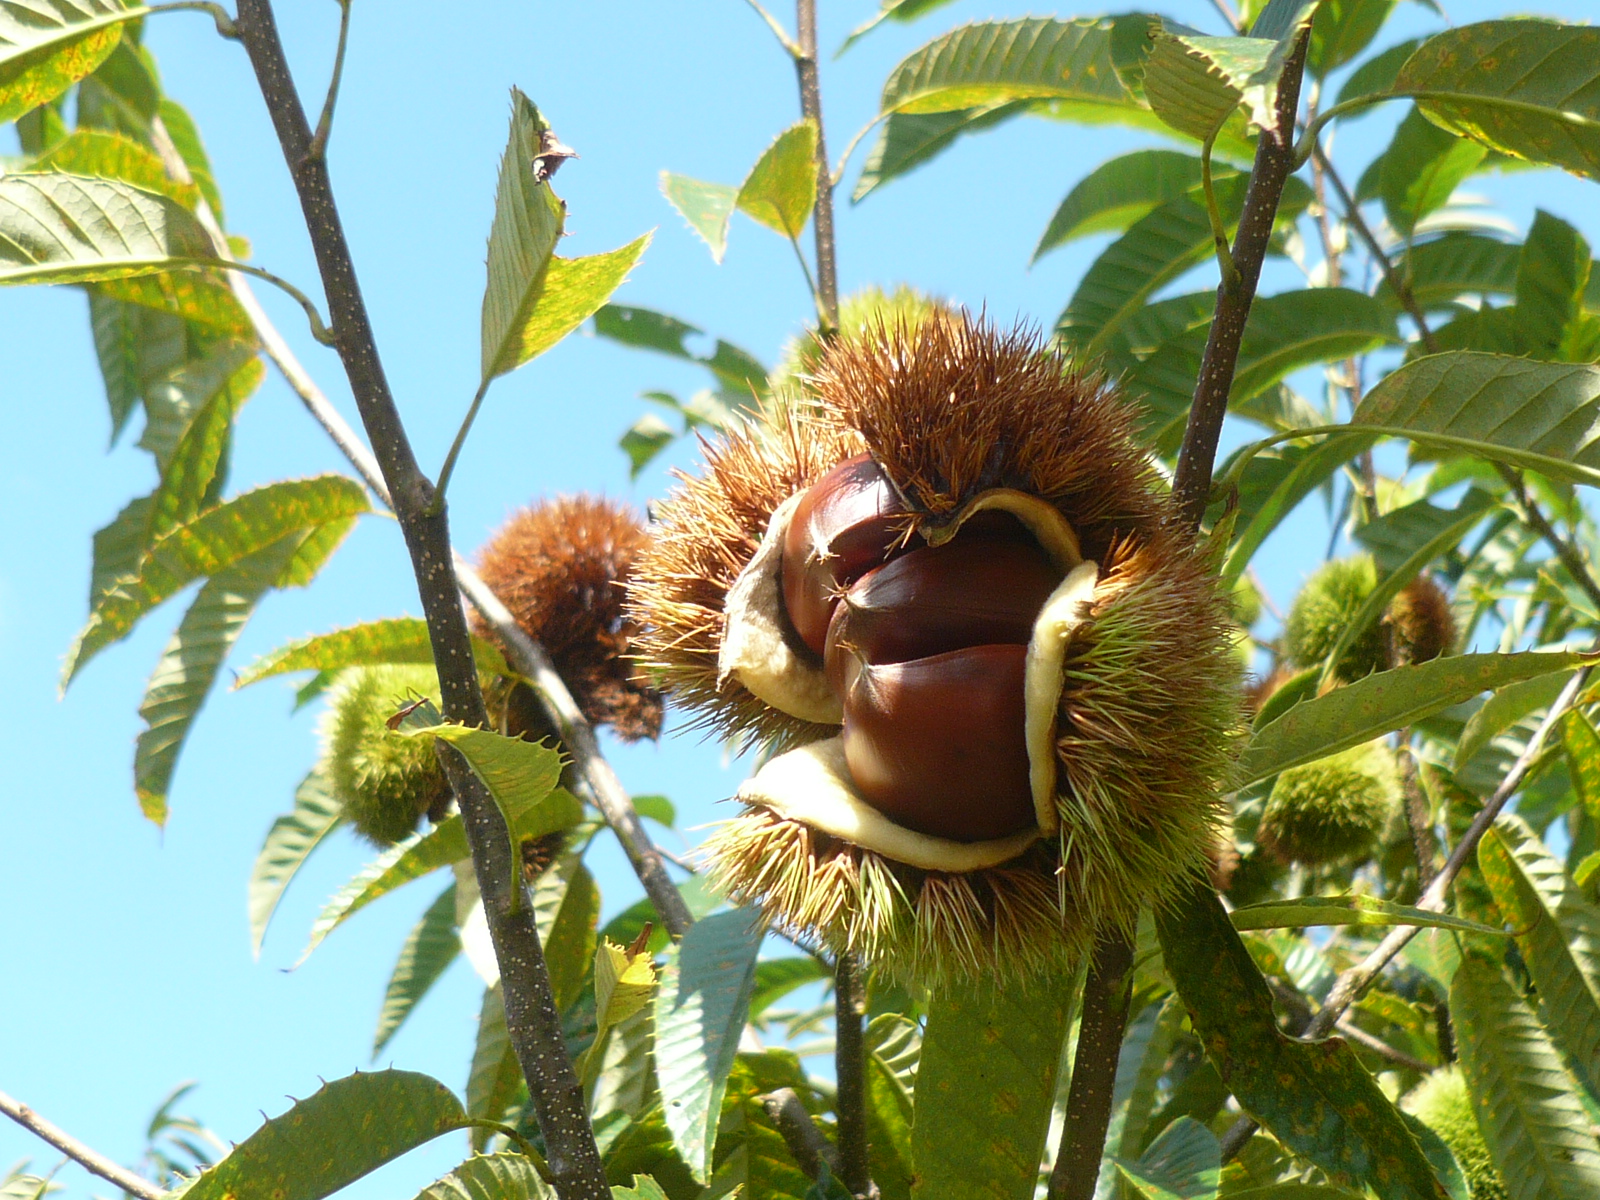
836,644,1036,843
780,453,911,656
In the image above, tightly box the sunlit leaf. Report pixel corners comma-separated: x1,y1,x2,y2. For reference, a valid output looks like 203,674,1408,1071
411,1153,555,1200
157,96,223,222
235,618,513,689
653,908,763,1183
533,854,599,1013
591,305,767,399
659,173,736,263
1239,650,1595,785
373,883,459,1059
1035,149,1209,261
735,121,818,240
1377,233,1519,313
1455,669,1574,774
1113,1116,1220,1200
248,770,343,958
839,0,959,54
852,101,1032,201
0,1,146,126
1335,37,1419,111
35,128,198,208
1230,894,1505,936
1378,107,1486,238
1565,709,1600,822
181,1071,469,1200
1308,0,1396,78
1514,210,1592,357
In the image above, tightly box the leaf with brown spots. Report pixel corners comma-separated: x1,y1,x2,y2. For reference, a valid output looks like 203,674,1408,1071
182,1070,470,1200
1158,881,1449,1200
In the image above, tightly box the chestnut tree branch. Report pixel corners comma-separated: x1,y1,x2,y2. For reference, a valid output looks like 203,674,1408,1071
1171,31,1313,529
230,4,606,1194
1047,930,1136,1200
795,0,839,331
832,953,877,1199
0,1088,165,1200
148,102,693,942
760,1090,840,1181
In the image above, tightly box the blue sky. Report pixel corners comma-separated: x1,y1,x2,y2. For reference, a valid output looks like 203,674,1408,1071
3,1,1598,1196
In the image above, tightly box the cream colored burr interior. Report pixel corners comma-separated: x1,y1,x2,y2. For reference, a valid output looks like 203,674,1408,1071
1024,561,1101,837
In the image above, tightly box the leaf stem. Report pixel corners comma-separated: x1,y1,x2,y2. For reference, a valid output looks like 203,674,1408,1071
0,1088,165,1200
432,380,490,513
794,0,840,332
1201,130,1241,291
231,4,608,1194
831,113,887,187
307,0,353,162
1501,467,1600,613
201,259,335,344
742,0,802,57
786,231,823,312
1171,27,1313,530
1047,930,1136,1200
148,0,237,38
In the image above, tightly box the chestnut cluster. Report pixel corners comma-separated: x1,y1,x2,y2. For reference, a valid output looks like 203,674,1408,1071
779,453,1057,842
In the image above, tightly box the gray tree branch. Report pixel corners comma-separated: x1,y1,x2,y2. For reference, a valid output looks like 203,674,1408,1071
0,1088,165,1200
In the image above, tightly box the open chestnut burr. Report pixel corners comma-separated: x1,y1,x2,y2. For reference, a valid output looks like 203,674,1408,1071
626,312,1242,985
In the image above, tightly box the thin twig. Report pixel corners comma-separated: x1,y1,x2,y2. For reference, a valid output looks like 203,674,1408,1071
1502,468,1600,614
760,1090,839,1180
0,1089,165,1200
147,109,694,941
1048,930,1136,1200
231,5,607,1194
1171,29,1313,528
742,0,802,57
1334,1018,1434,1072
307,0,352,162
832,953,876,1199
794,0,839,331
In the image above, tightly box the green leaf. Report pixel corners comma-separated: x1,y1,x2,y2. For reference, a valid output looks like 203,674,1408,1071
659,173,737,263
1230,894,1506,936
34,128,199,208
64,475,369,685
1395,21,1600,181
1158,885,1447,1200
839,0,959,53
412,1153,555,1200
533,855,599,1013
652,908,764,1183
1377,234,1520,313
235,618,513,689
1147,3,1318,139
485,235,652,383
1034,149,1207,261
87,291,181,444
1455,669,1576,773
735,121,818,240
478,89,566,383
1565,710,1600,821
1351,352,1600,490
881,19,1138,116
631,794,675,828
1355,490,1498,575
1336,38,1420,111
1098,997,1186,1200
157,96,223,222
611,1179,670,1200
852,101,1031,201
748,957,829,1021
133,533,317,824
1379,107,1487,238
620,415,675,479
467,985,520,1149
301,820,470,965
402,724,569,900
1239,650,1595,786
1514,210,1591,357
1308,0,1396,79
911,974,1071,1200
1480,815,1600,1095
1450,953,1600,1199
591,305,768,399
146,353,255,539
249,770,344,958
373,883,459,1058
590,1007,656,1153
0,171,222,285
181,1070,469,1200
1114,1116,1221,1200
0,1,145,126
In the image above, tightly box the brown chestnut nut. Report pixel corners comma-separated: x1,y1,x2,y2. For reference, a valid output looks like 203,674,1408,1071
836,644,1035,843
780,453,911,656
836,531,1059,666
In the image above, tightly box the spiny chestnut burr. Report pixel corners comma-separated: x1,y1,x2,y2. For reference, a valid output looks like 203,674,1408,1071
627,311,1243,985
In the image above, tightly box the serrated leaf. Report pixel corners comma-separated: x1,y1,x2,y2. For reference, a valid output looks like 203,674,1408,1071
249,769,343,958
0,1,146,126
1308,0,1396,79
1515,210,1591,357
653,908,763,1183
735,121,818,240
180,1070,469,1200
839,0,959,53
534,855,599,1013
659,172,737,263
144,352,254,540
590,1006,655,1153
1450,952,1600,1199
1565,710,1600,821
34,128,198,208
412,1153,555,1200
479,89,565,384
87,290,181,443
1355,490,1498,575
1350,353,1600,489
234,618,513,689
594,939,658,1033
1480,815,1600,1095
1144,32,1273,142
1455,669,1575,773
611,1178,670,1200
64,475,369,685
373,883,460,1058
1395,21,1600,181
853,100,1032,201
467,985,520,1150
485,234,652,383
1239,650,1596,786
134,532,314,824
1336,37,1421,111
157,96,223,222
591,305,767,399
1158,885,1447,1200
1377,233,1520,313
1378,107,1486,239
1035,149,1208,261
1114,1116,1221,1200
882,19,1138,117
911,974,1072,1200
1230,894,1505,936
138,345,261,469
